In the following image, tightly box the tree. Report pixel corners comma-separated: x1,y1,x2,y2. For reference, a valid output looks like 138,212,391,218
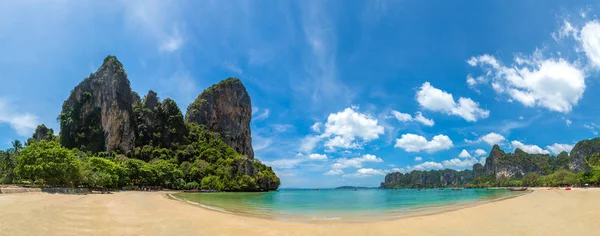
0,150,17,183
522,173,540,187
14,141,82,186
11,140,23,154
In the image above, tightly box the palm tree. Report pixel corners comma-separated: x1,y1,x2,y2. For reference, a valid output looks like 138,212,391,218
0,150,16,183
11,140,22,154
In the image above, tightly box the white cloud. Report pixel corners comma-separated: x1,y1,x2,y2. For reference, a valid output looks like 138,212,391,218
159,34,183,52
344,168,387,177
442,158,478,170
391,110,434,126
391,110,412,122
414,156,423,161
511,140,550,154
416,82,489,122
468,53,585,113
584,122,599,135
566,119,572,127
413,112,435,126
325,135,361,150
253,109,270,121
394,133,453,153
0,99,39,137
458,149,472,158
324,169,344,175
546,143,574,155
331,154,383,170
273,124,294,133
321,107,384,150
308,153,327,160
252,136,272,151
311,122,322,132
474,149,487,157
412,161,444,171
580,21,600,68
299,135,322,154
480,132,506,146
262,158,304,169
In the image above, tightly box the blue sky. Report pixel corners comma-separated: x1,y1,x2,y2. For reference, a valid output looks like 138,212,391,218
2,1,600,188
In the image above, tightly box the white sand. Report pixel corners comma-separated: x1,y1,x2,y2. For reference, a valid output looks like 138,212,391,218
1,188,599,235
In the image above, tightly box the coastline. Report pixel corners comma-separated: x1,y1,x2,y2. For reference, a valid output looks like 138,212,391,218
1,188,599,235
168,190,532,223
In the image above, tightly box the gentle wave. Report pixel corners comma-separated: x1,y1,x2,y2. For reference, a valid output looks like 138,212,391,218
172,189,528,222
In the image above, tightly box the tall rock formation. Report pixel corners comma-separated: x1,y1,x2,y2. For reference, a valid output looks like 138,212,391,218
185,78,254,159
569,137,600,172
59,56,136,153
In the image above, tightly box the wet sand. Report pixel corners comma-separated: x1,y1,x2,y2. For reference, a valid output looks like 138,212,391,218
0,188,599,235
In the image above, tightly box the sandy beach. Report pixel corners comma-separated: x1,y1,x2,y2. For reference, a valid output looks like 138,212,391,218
0,188,599,236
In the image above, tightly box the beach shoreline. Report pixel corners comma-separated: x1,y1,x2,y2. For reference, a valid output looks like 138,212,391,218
167,189,532,223
1,188,599,235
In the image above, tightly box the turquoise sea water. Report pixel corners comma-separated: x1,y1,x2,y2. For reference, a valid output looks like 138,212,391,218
173,188,526,222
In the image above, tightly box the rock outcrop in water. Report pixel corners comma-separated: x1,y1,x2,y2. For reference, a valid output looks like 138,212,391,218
185,78,254,159
59,56,136,153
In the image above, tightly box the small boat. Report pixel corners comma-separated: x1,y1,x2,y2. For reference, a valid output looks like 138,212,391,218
451,188,463,191
508,187,528,191
565,187,572,191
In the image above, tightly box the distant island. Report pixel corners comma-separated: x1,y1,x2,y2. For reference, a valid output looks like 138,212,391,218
381,140,600,188
0,56,279,192
335,186,375,189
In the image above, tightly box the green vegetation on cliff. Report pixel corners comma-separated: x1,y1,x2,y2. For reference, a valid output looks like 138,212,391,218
1,56,279,191
382,138,600,188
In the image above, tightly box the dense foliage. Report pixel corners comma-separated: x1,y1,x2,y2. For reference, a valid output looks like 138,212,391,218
2,88,279,191
3,119,279,191
382,143,600,188
381,169,474,188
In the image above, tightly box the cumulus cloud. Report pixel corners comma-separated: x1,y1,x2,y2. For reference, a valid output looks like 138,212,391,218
468,53,585,113
331,154,383,170
343,168,387,177
324,169,344,175
0,99,39,137
511,140,550,154
580,21,600,68
311,122,322,132
412,161,444,170
394,133,453,153
262,158,304,169
391,110,435,126
566,119,572,127
474,149,487,157
308,153,328,160
299,135,322,154
416,82,489,122
458,149,472,158
546,143,574,155
478,132,506,146
442,158,478,170
319,107,384,151
414,156,423,161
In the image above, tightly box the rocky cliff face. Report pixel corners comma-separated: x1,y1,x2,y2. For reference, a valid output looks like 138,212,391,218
59,56,136,153
483,146,550,179
381,169,474,188
185,78,254,158
569,138,600,172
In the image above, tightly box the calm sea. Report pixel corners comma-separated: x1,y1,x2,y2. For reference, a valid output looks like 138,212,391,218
173,188,526,222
